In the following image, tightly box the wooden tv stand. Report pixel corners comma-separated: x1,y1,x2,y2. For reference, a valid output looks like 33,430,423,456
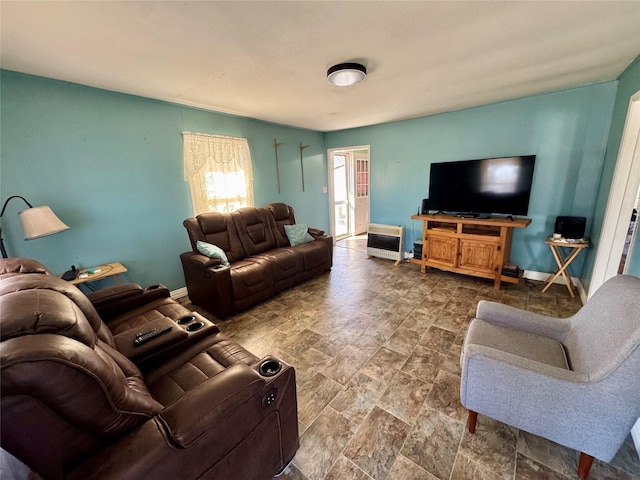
410,214,531,289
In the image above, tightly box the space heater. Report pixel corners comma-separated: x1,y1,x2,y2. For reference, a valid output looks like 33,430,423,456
366,223,405,266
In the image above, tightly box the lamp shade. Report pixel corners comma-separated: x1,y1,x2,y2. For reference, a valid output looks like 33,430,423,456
19,206,69,240
327,63,367,86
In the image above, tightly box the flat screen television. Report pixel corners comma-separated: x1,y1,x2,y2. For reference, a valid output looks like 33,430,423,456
428,155,536,217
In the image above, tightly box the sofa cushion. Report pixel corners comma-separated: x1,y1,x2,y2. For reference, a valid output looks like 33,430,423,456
252,248,305,292
0,289,96,346
145,335,260,405
294,240,332,275
267,202,295,224
266,203,297,248
230,258,274,298
197,241,230,266
0,257,52,277
187,214,246,263
0,275,115,347
284,223,315,246
232,208,277,256
464,319,570,370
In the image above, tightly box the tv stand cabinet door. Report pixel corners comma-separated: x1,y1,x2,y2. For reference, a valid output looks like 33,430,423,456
458,239,497,274
426,236,458,268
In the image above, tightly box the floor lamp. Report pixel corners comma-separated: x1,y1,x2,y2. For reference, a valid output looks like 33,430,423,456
0,196,69,259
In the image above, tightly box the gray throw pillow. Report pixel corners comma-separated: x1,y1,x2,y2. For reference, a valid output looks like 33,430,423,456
284,223,315,246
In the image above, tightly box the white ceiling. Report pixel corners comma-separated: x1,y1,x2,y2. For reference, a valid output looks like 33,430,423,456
2,1,640,132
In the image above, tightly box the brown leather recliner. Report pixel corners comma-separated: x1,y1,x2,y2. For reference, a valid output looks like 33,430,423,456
0,259,299,480
181,202,333,318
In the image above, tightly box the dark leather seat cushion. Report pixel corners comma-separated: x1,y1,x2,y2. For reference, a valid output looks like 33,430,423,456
252,248,305,288
145,335,260,405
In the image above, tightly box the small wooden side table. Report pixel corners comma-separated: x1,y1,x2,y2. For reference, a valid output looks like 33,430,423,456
542,237,589,298
61,262,128,286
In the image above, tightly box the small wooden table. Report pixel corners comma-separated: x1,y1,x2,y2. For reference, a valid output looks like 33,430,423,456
542,237,589,298
62,262,128,286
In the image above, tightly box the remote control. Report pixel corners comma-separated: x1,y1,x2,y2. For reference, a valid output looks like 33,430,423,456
133,325,172,346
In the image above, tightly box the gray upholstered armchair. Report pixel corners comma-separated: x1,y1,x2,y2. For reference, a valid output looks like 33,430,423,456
460,274,640,480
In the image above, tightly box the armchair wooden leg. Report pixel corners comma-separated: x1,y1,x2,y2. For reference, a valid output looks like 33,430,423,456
577,452,594,480
468,410,478,433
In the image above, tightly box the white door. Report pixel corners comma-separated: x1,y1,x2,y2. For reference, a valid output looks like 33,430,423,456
328,145,371,241
354,152,370,235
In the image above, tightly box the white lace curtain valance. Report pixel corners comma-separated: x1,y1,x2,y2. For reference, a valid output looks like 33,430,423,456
183,132,252,180
182,132,254,215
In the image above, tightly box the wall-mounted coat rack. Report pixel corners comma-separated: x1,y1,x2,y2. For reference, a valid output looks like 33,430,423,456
273,138,283,193
299,142,309,191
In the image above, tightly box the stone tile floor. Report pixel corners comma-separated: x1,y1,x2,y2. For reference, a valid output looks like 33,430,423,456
181,238,640,480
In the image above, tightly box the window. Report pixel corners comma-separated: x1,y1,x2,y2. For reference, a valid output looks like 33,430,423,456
356,157,369,198
183,132,254,215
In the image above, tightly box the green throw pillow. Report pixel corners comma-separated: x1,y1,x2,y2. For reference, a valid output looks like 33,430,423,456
284,223,315,246
196,241,230,266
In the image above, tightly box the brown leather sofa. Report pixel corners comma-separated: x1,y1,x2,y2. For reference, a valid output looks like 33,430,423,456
0,258,299,480
181,202,333,318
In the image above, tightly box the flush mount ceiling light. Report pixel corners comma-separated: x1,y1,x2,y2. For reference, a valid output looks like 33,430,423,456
327,62,367,87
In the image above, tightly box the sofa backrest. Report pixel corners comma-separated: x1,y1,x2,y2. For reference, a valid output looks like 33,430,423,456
564,274,640,380
183,204,304,261
231,207,278,256
266,202,297,248
0,279,163,479
0,274,115,347
0,257,53,277
185,212,246,263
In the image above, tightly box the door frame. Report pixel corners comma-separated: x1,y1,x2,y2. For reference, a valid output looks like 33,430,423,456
327,145,371,241
589,90,640,297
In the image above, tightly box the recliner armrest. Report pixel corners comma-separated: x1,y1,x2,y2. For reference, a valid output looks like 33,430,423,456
88,283,170,321
87,283,144,303
182,252,222,269
308,227,325,237
180,252,234,318
114,317,190,362
158,364,266,447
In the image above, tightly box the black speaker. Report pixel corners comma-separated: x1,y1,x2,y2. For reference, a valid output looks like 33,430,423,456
554,216,586,240
421,198,429,215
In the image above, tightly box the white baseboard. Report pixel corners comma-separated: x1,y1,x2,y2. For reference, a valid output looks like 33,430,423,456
523,270,587,304
170,272,588,304
170,287,188,299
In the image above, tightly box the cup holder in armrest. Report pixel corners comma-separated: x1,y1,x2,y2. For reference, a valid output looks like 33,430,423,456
177,315,196,325
259,359,282,377
145,284,163,291
186,321,204,332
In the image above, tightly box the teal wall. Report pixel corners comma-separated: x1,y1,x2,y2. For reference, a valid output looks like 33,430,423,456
0,71,327,290
326,83,617,277
585,58,640,288
1,68,630,290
